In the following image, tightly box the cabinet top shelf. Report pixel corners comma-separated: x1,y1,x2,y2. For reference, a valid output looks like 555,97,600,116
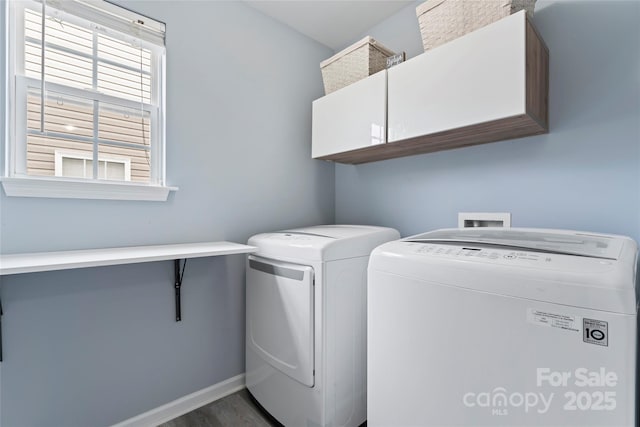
311,10,549,164
0,241,257,275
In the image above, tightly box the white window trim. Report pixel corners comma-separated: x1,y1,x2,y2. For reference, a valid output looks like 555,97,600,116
2,0,176,201
1,176,178,201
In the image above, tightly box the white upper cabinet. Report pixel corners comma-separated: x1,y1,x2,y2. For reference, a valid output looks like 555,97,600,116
312,70,386,159
311,10,548,164
388,11,527,142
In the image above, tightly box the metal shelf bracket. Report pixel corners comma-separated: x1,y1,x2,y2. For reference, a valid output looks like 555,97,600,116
174,259,187,322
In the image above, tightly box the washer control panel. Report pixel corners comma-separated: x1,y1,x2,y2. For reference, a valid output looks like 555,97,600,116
414,244,546,262
403,242,613,273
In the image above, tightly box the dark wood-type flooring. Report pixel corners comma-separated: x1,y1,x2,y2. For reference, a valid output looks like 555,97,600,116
158,389,280,427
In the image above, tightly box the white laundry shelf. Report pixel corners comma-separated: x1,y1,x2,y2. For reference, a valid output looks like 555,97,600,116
0,241,257,361
0,241,256,276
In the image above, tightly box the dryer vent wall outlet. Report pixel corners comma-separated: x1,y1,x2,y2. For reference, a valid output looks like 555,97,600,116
458,212,511,228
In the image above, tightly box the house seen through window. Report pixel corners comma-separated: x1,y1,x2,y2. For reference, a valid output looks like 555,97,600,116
55,151,131,181
6,0,166,187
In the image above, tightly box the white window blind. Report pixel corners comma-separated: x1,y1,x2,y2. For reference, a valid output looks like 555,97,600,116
6,0,167,189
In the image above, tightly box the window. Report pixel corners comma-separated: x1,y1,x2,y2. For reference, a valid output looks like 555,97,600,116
3,0,174,201
55,150,131,181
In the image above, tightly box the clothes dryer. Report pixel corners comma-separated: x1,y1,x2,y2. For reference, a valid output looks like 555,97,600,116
246,224,399,427
367,228,638,427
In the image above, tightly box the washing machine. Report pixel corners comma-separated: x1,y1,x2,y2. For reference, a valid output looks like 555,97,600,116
246,224,400,427
367,227,638,427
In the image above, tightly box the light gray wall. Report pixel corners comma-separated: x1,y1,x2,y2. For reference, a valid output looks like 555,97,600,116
334,0,424,60
335,0,640,243
0,0,5,179
0,1,334,425
3,0,639,425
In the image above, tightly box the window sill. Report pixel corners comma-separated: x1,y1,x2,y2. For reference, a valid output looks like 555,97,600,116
0,176,178,201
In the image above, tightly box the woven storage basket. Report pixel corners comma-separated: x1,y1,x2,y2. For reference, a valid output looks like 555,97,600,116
320,36,395,95
416,0,536,51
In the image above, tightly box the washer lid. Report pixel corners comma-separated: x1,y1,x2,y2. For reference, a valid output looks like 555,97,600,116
249,225,400,261
369,228,638,314
407,228,624,260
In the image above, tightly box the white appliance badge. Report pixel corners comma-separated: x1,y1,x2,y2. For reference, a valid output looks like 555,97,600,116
527,309,580,333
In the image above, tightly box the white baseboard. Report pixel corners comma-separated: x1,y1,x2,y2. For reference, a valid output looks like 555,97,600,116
111,373,246,427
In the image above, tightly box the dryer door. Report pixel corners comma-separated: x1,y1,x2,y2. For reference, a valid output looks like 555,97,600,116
247,255,315,387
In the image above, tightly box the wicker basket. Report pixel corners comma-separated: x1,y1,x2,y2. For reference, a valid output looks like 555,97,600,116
320,36,395,95
416,0,536,51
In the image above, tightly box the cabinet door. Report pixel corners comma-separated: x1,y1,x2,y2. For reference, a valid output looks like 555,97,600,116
388,11,527,143
312,70,386,158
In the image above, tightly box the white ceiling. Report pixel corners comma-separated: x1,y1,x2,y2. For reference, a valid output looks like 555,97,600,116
245,1,414,51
